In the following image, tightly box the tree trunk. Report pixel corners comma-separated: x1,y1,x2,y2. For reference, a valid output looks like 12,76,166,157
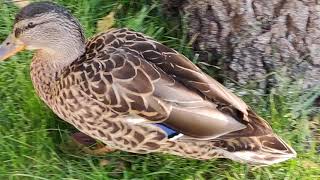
164,0,320,92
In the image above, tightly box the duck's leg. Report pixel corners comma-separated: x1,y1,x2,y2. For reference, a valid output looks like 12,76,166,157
71,132,116,155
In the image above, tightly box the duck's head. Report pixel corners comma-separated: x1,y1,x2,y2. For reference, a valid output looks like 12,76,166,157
0,2,85,62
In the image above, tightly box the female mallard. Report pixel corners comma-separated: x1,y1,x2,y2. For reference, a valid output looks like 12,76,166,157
0,2,296,165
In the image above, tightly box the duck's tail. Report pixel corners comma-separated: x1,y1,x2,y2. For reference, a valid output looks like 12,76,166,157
212,134,296,165
211,110,296,165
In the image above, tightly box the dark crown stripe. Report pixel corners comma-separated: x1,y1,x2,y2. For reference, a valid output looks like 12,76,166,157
15,1,73,23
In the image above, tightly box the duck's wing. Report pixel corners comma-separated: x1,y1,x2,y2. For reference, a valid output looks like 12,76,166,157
68,45,246,138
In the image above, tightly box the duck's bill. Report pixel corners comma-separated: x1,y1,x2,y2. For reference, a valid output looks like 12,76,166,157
0,35,25,61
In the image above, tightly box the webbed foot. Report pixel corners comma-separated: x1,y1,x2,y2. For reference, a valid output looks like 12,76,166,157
71,132,115,155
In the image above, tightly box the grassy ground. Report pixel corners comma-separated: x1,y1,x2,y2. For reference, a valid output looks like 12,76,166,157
0,0,319,179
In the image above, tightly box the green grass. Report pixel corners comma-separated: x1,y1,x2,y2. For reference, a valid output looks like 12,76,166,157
0,0,319,179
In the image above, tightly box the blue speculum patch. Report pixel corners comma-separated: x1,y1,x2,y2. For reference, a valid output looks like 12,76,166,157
155,123,179,138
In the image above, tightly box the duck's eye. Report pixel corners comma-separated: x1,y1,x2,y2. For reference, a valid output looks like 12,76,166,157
27,22,36,28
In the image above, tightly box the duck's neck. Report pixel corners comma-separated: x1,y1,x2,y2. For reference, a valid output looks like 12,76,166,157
30,46,85,102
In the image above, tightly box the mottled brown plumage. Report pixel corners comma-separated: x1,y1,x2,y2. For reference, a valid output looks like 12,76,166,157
0,2,296,165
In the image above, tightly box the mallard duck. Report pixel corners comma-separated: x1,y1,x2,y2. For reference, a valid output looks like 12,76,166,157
0,2,296,165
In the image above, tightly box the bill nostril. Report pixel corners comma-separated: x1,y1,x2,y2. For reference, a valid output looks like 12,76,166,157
6,42,10,46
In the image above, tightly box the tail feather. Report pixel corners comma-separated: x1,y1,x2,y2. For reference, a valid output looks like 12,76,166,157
212,110,296,165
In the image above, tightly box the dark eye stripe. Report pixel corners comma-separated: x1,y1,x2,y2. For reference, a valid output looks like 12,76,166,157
14,21,50,38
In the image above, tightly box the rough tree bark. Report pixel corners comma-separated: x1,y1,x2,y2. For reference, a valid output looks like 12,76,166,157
164,0,320,92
